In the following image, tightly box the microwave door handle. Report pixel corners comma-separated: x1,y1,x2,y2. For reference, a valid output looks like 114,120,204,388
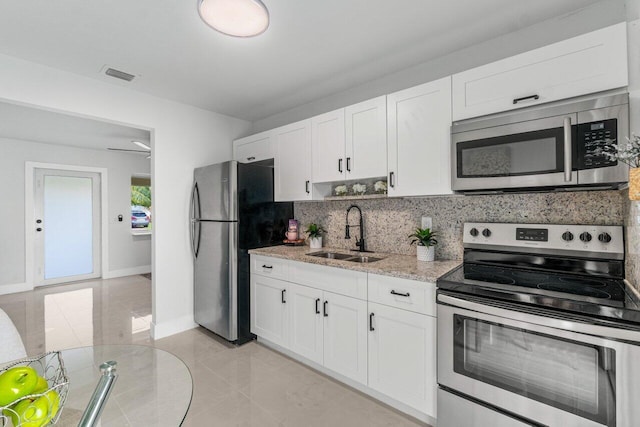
564,117,572,182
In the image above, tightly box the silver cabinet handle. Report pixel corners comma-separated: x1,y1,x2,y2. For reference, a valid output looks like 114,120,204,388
564,117,572,182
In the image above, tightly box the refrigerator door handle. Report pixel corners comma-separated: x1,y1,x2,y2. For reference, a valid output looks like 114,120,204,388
189,182,201,259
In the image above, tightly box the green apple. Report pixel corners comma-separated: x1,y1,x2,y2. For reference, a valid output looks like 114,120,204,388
40,390,60,424
32,376,49,394
0,366,38,406
7,397,48,427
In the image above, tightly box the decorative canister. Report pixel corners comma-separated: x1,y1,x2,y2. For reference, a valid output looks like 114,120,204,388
417,245,435,262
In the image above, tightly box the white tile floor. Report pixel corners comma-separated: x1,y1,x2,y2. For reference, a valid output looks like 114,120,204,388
0,276,428,426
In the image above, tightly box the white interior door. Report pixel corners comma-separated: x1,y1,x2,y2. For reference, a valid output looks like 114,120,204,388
34,168,101,286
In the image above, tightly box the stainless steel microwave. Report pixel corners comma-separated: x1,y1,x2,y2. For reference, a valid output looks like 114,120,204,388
451,92,629,193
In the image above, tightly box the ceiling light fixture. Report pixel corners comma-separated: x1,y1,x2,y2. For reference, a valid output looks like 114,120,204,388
198,0,270,38
132,140,151,150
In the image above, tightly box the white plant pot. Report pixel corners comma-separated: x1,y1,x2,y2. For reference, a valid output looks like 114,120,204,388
309,236,323,249
417,245,435,262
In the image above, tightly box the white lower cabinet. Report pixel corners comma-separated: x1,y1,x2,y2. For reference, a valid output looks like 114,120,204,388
323,292,368,384
250,275,288,348
368,301,437,416
250,255,436,422
288,283,324,364
288,282,368,384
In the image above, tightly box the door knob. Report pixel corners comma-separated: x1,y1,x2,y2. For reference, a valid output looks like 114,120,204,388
36,219,42,224
36,228,42,232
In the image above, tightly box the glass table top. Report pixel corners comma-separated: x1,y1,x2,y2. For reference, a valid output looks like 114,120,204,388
55,345,192,426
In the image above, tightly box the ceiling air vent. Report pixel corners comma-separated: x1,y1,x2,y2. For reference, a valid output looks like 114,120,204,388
104,67,136,82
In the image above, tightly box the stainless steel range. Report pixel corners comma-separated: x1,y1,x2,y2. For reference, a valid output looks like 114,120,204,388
436,222,640,427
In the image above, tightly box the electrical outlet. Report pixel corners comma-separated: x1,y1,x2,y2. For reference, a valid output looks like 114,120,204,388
421,216,432,229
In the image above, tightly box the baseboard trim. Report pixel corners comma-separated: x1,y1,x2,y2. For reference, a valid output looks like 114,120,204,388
151,315,198,340
0,282,33,296
103,265,151,279
257,337,436,426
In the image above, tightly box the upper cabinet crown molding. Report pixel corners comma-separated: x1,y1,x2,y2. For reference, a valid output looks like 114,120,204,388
452,22,629,121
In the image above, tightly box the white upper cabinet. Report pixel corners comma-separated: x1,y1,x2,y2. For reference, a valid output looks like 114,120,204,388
387,76,453,197
312,109,346,183
274,119,313,201
312,96,387,184
233,130,273,163
345,96,387,181
452,23,628,121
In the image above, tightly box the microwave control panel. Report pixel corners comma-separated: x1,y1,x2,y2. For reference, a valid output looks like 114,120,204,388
576,119,618,169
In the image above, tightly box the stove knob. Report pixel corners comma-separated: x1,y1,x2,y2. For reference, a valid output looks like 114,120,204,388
469,228,479,237
561,231,574,242
482,228,491,238
579,232,592,243
598,232,612,243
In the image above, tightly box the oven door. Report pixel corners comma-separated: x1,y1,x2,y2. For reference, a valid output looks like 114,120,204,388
437,292,640,427
452,114,578,191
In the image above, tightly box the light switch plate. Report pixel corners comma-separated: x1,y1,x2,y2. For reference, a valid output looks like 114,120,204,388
421,216,432,229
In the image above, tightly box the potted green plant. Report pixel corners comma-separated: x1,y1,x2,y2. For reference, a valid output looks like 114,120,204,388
408,227,438,262
305,223,326,249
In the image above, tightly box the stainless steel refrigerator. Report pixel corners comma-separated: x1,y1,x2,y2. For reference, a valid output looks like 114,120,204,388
190,160,293,344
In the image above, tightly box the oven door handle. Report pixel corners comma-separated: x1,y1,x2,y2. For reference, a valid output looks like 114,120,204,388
437,293,640,343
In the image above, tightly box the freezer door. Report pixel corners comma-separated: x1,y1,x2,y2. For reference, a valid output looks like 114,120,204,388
194,221,238,341
193,161,238,221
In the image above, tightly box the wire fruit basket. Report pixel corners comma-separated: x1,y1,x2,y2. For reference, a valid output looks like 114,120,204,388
0,352,69,427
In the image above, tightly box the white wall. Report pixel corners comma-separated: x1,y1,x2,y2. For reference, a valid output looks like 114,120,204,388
0,53,251,339
252,0,627,132
0,137,152,287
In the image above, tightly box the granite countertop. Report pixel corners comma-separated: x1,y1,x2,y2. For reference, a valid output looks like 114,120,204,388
249,245,461,283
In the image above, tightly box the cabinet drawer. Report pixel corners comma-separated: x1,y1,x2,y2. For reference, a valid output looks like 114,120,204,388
368,274,436,316
251,255,289,280
234,138,272,163
289,261,367,300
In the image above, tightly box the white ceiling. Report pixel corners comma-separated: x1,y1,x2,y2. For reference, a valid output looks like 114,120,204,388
0,101,151,153
0,0,604,122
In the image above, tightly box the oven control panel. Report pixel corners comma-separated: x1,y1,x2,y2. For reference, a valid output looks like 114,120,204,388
464,223,624,256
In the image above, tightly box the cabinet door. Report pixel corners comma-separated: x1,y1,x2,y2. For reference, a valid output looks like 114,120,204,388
452,23,628,121
233,130,272,163
274,119,312,201
345,96,387,180
250,274,288,348
368,302,436,416
288,283,324,365
323,292,368,385
387,76,452,197
312,109,345,183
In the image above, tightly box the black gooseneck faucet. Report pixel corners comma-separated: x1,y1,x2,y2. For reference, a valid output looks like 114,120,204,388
345,204,366,252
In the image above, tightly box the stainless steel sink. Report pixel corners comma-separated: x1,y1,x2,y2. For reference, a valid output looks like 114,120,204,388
307,251,354,260
345,255,383,263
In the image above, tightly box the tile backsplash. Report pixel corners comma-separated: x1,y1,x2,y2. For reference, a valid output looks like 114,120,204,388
294,190,625,262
